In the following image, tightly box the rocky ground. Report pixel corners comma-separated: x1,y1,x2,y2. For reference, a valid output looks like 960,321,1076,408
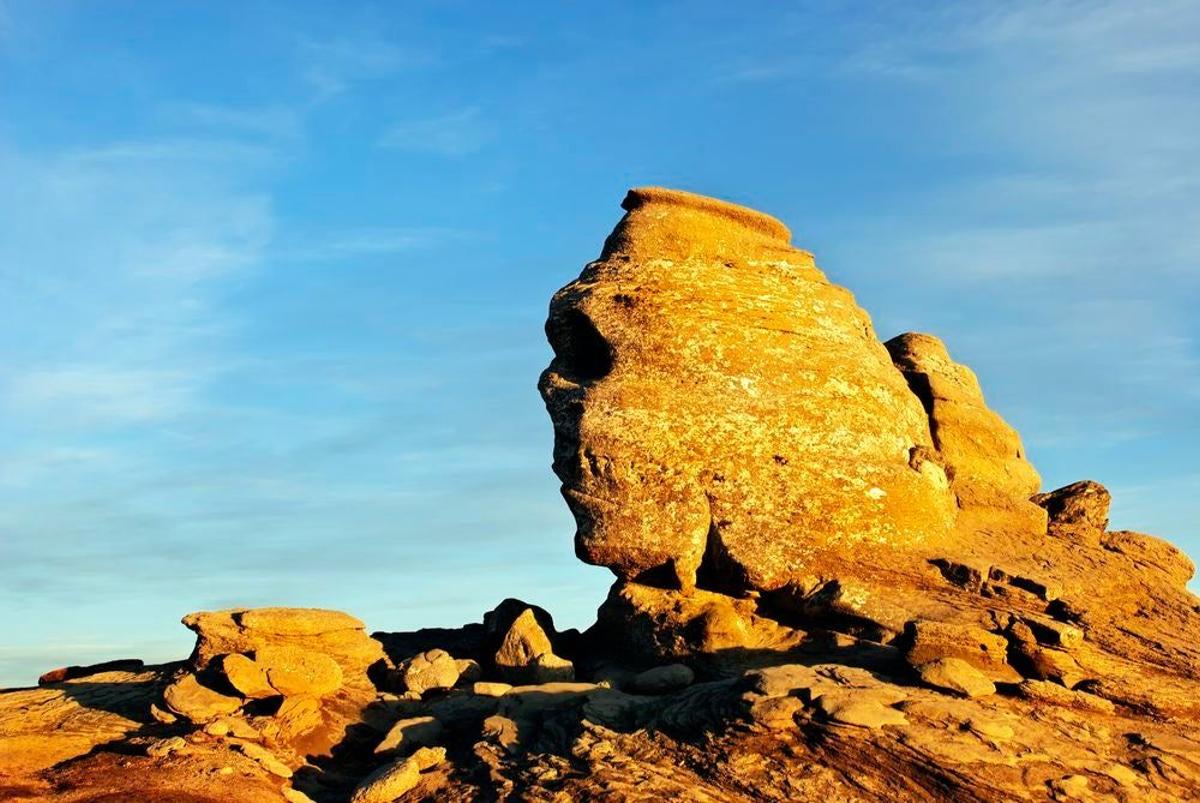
4,188,1198,801
4,514,1200,803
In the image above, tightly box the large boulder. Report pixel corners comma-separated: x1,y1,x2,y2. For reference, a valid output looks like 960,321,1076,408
1033,480,1111,546
539,187,956,592
885,332,1046,534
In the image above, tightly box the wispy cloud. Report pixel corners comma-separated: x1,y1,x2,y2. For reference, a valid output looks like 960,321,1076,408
299,33,432,102
157,102,304,143
379,106,493,156
294,227,467,260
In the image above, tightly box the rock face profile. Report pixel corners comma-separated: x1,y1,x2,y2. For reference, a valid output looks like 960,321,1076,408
539,187,956,593
3,187,1200,802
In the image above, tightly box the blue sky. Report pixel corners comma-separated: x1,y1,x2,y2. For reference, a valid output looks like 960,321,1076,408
1,1,1197,686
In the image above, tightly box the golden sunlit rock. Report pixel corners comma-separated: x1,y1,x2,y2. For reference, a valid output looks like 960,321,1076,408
3,188,1199,802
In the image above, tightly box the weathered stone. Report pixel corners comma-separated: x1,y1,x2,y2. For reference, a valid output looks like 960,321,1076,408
746,695,805,730
886,332,1046,534
814,690,908,729
484,599,559,648
966,717,1015,742
1049,774,1090,799
531,651,575,683
262,695,324,743
742,664,821,699
630,664,695,694
1018,615,1083,650
916,658,996,698
472,681,513,697
1011,643,1087,689
399,649,460,694
594,581,803,666
374,715,443,756
203,717,260,741
1033,480,1111,545
233,740,293,778
182,608,381,674
481,714,521,753
1103,530,1195,586
540,187,956,592
1017,680,1115,714
149,703,178,724
350,745,445,803
494,609,574,684
455,658,482,684
256,645,343,697
902,620,1016,681
145,736,188,758
162,673,242,723
220,653,276,699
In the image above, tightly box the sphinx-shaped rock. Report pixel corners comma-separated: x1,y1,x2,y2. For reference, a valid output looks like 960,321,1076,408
885,332,1045,534
540,187,956,592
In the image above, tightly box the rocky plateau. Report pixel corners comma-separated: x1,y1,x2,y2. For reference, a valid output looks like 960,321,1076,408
3,187,1199,802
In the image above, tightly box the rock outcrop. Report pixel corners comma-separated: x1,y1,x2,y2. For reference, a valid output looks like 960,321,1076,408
1034,479,1111,545
885,332,1046,534
539,187,957,593
3,187,1199,802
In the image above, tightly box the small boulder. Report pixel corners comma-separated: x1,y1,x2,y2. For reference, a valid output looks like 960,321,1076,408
145,736,188,758
455,659,482,685
350,745,445,803
472,681,512,697
1033,480,1110,546
630,664,695,694
204,717,261,740
815,691,908,729
256,646,343,698
373,716,443,756
746,695,805,730
902,620,1016,681
162,673,242,723
742,664,821,699
220,653,276,699
399,649,460,694
1017,616,1084,650
494,609,574,684
531,651,575,683
482,714,521,753
916,658,996,698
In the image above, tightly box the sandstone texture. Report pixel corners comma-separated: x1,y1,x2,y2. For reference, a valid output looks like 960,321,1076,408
3,187,1200,802
539,186,957,592
886,332,1046,534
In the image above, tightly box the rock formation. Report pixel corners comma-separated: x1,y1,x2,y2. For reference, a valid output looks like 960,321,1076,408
2,187,1199,802
539,187,956,594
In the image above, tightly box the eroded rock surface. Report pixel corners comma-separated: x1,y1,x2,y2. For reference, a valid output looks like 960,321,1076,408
886,331,1046,534
539,186,957,592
